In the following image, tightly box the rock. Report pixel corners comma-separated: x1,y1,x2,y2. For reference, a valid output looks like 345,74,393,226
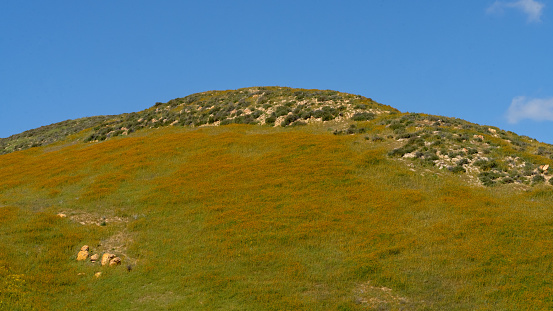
57,213,67,218
77,250,89,261
101,253,116,266
94,272,102,278
80,245,89,251
109,257,122,266
90,254,99,262
544,164,550,171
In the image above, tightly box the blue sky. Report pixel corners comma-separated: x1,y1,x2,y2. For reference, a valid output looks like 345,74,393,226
2,1,553,143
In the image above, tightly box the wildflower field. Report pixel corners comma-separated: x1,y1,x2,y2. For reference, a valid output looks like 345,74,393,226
1,124,553,310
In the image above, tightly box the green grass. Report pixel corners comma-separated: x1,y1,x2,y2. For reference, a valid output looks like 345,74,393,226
1,124,553,310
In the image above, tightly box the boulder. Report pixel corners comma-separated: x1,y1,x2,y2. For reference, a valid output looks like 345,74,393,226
57,213,67,218
81,245,89,251
94,272,102,278
101,253,116,266
77,250,89,261
90,254,99,262
109,257,122,266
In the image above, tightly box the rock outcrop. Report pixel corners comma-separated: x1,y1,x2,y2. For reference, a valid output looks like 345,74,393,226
76,245,89,261
90,253,99,262
109,257,122,266
101,253,116,266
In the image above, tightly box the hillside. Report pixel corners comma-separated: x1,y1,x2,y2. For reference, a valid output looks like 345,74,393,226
2,87,553,310
3,86,553,188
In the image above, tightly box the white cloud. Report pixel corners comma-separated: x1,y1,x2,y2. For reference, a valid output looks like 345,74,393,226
506,96,553,123
487,0,545,22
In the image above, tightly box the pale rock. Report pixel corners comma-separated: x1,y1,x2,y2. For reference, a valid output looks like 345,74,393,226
90,254,99,262
57,213,67,218
101,253,116,266
109,257,122,266
77,250,89,261
81,245,89,251
94,272,102,278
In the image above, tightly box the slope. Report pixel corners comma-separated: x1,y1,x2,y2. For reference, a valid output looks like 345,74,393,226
2,122,553,310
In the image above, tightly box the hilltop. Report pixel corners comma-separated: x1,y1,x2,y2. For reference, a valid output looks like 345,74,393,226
2,87,553,310
2,86,552,188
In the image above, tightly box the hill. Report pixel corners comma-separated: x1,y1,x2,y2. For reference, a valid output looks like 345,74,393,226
1,87,553,310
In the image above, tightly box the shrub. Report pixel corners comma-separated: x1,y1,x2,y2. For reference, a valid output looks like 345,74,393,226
220,119,233,125
300,110,313,119
533,175,546,184
351,112,375,121
479,172,499,186
250,110,263,119
457,158,469,166
281,114,299,127
275,106,291,117
473,159,498,171
290,120,307,126
449,165,466,173
396,132,418,139
389,122,405,131
265,115,276,125
388,144,418,157
371,136,384,142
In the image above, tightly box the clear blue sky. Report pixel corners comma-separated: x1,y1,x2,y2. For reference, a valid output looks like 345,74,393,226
2,1,553,143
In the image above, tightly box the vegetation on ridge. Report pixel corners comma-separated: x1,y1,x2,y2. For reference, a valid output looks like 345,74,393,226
82,86,396,142
0,116,113,155
3,86,552,189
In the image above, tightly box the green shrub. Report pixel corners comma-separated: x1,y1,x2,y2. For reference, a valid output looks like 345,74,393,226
265,115,276,125
351,112,375,121
290,120,307,126
275,106,291,117
502,176,515,184
457,158,469,166
473,159,498,171
479,171,504,186
389,122,405,131
449,165,466,173
533,175,546,184
299,110,313,119
388,145,418,157
371,136,384,142
281,114,299,127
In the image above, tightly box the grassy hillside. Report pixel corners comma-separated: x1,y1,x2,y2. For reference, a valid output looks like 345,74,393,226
2,87,553,310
